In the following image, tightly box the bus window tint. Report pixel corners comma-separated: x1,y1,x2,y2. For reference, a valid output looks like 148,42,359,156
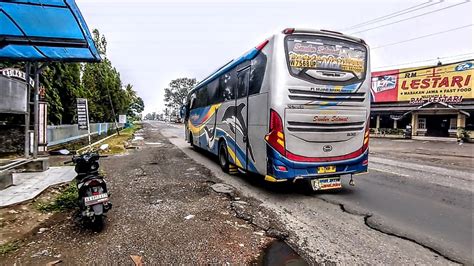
196,87,208,108
220,71,235,101
237,68,249,98
207,79,220,104
249,52,267,95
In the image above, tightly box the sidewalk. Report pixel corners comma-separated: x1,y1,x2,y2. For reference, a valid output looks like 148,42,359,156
369,138,473,170
0,166,75,207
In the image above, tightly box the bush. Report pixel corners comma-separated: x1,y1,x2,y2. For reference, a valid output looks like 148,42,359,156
457,127,470,142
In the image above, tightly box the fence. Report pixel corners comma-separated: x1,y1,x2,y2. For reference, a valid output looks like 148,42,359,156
47,123,121,147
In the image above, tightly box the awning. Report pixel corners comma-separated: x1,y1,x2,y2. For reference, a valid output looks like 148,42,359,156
0,0,100,62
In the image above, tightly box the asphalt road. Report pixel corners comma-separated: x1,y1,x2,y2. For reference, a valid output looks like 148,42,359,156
152,121,473,264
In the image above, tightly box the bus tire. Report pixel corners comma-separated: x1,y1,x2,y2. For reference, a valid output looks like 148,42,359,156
218,141,229,173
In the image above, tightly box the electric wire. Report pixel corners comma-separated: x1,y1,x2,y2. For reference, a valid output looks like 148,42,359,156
349,0,470,35
372,24,473,49
373,53,474,70
341,0,438,31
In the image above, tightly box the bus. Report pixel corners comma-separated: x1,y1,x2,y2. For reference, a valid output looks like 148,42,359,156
183,28,370,191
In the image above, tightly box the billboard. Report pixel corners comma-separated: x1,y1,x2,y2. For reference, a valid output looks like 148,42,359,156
371,60,473,104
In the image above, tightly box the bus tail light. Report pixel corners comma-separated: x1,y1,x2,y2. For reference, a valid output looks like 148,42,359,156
265,109,286,156
363,122,370,151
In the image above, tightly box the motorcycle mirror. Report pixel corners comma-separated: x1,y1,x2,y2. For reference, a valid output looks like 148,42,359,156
59,149,70,155
99,144,109,151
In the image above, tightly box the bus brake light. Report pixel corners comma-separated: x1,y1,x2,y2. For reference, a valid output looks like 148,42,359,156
363,123,370,151
265,110,285,156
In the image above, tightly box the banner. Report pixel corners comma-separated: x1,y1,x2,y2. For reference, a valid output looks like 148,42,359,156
371,60,473,104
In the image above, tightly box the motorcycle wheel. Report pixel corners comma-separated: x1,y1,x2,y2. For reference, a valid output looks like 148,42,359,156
91,215,104,232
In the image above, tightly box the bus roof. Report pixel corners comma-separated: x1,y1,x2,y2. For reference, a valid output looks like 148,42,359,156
187,28,366,97
188,40,269,96
283,28,366,44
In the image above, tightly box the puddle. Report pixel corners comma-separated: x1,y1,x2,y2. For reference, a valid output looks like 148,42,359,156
256,240,307,266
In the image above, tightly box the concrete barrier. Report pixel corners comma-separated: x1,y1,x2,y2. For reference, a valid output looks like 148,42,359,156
47,123,121,147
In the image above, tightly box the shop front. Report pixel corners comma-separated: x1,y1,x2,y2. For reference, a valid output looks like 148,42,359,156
370,59,473,140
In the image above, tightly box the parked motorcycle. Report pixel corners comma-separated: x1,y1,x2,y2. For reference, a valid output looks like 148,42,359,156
64,144,112,230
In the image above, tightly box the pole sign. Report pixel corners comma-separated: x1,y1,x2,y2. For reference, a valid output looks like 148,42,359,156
77,98,89,130
118,114,127,124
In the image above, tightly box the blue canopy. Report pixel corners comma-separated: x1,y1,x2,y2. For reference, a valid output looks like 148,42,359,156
0,0,101,62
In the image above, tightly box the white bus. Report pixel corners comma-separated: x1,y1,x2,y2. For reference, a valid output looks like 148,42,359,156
184,28,370,190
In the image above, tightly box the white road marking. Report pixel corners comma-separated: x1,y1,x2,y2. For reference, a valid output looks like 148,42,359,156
369,167,411,178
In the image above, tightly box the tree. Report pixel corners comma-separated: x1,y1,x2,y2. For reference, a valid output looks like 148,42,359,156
81,30,144,123
163,78,197,115
124,84,145,120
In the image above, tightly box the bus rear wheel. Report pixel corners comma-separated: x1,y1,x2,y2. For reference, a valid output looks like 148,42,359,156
218,141,229,173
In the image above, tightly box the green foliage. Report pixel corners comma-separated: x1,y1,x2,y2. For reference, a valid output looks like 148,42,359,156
457,127,469,142
164,77,197,115
35,182,78,212
0,242,19,255
11,28,146,125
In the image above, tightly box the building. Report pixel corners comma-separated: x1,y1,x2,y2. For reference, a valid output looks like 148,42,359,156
370,59,473,139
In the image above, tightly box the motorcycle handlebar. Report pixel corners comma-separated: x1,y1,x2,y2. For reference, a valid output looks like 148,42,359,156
99,155,108,158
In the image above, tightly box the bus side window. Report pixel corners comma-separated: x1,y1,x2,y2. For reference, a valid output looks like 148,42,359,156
196,87,207,108
207,79,220,105
220,71,235,101
237,68,249,98
249,53,267,95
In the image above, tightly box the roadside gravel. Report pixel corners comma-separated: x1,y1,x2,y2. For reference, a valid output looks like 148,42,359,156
0,123,283,264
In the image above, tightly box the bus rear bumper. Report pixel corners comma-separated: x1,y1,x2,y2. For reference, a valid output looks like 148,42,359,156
266,148,369,181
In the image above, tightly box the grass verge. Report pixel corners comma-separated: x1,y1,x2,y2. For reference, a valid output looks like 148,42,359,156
35,182,78,213
95,123,142,155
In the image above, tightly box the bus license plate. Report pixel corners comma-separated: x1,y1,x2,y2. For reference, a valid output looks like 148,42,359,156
84,193,108,206
312,177,342,190
317,165,336,174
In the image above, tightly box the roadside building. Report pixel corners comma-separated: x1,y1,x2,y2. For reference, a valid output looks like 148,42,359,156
370,59,473,140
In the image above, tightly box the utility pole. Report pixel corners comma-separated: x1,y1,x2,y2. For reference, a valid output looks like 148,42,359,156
106,85,120,135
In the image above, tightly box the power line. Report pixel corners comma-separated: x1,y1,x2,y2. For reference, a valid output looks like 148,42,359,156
372,24,473,49
341,0,438,31
373,53,474,70
349,0,470,35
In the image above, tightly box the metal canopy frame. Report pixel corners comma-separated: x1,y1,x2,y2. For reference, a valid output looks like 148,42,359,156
0,0,101,159
0,0,101,62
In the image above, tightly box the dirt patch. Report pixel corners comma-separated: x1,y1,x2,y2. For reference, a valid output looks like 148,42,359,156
0,184,71,247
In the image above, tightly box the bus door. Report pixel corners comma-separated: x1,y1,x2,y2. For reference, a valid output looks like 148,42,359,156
235,66,250,170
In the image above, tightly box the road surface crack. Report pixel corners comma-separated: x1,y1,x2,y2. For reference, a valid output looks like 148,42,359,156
362,215,460,264
333,199,461,264
313,196,460,264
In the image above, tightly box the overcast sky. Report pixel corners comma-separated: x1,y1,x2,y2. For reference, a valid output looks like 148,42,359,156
76,0,473,114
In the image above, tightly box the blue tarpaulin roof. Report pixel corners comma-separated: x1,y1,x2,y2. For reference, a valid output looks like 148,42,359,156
0,0,101,62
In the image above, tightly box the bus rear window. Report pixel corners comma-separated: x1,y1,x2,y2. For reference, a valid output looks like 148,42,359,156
286,35,367,80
